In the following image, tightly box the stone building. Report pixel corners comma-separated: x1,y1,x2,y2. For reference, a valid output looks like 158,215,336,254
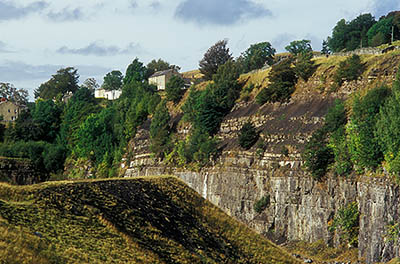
0,101,24,121
148,69,180,91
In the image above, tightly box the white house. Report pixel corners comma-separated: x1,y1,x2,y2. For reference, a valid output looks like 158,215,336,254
95,89,122,100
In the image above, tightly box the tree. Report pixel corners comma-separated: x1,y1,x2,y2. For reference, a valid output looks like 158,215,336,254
146,59,181,78
367,16,394,46
58,87,100,146
238,42,276,73
238,122,259,150
123,58,147,85
333,55,364,86
75,107,118,165
285,40,312,55
0,83,28,105
34,67,80,100
102,70,123,91
199,39,233,80
376,73,400,173
294,51,315,81
150,100,171,159
327,14,376,52
256,57,297,104
165,75,185,103
347,86,389,170
81,78,99,91
32,100,62,142
321,40,330,55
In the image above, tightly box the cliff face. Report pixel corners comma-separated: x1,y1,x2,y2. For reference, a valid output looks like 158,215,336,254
123,53,400,263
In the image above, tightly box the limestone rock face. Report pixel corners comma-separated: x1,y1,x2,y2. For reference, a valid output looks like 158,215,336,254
123,68,400,263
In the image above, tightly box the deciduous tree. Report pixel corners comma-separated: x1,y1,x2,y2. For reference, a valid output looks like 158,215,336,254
34,67,80,100
199,39,233,80
238,41,276,73
102,70,123,91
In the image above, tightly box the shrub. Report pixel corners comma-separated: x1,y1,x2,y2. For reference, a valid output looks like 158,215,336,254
376,76,400,174
303,130,334,180
150,101,171,159
256,58,297,104
347,86,389,171
238,122,259,150
165,75,185,104
329,202,359,247
333,55,364,86
254,195,270,213
294,51,315,81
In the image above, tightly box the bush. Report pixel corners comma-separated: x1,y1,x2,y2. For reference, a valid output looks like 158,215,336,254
303,130,334,180
376,76,400,173
150,101,171,159
165,75,185,103
254,195,270,213
329,202,359,247
333,55,364,86
347,86,389,171
294,51,315,81
238,122,259,150
256,58,297,104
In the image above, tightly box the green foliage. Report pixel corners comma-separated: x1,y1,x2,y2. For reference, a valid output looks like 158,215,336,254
32,100,62,143
238,122,259,150
165,75,184,103
376,75,400,173
385,221,400,243
74,107,118,165
183,60,241,136
0,141,65,175
329,127,352,176
150,101,171,159
329,202,359,247
123,58,147,85
102,70,123,91
256,57,297,104
254,195,270,213
0,82,28,105
199,39,233,80
347,86,389,171
34,67,80,100
327,14,376,52
333,55,364,86
294,51,315,81
285,39,312,55
59,87,101,147
303,129,334,180
238,41,276,73
303,100,347,179
81,77,99,91
321,40,330,55
146,58,180,78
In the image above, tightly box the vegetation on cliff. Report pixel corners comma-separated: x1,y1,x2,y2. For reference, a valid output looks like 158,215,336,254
0,176,299,263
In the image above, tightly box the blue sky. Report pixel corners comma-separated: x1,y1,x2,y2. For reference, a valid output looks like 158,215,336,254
0,0,398,98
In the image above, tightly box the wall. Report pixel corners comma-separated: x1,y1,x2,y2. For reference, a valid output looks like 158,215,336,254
0,157,44,185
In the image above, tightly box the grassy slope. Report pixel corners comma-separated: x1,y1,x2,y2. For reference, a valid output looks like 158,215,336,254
0,176,299,264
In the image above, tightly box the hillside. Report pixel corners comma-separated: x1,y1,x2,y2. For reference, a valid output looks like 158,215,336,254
0,176,299,264
124,49,400,264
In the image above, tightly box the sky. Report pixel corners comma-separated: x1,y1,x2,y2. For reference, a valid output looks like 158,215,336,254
0,0,399,99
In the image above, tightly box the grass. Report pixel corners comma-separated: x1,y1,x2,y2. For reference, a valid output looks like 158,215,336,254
284,240,359,264
0,176,299,264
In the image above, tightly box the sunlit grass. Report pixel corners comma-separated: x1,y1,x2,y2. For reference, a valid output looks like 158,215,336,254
0,176,299,263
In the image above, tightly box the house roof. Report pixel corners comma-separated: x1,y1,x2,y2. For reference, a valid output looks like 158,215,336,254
149,69,176,78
